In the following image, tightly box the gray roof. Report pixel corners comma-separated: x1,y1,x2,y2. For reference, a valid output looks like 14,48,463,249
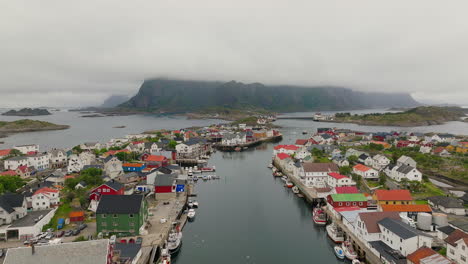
378,218,428,239
82,164,103,170
9,210,53,228
369,241,406,264
155,174,176,186
103,180,124,191
0,193,24,214
114,243,141,261
437,225,455,235
428,196,464,208
6,156,28,161
396,164,416,174
4,239,110,264
49,149,65,156
104,155,117,163
449,219,468,232
96,195,144,214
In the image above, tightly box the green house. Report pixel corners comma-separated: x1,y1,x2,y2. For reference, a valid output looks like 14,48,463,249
96,195,147,236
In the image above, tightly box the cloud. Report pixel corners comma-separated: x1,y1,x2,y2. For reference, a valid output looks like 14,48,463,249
1,0,467,107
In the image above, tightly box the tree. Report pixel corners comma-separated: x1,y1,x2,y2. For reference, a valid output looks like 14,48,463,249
339,166,352,175
72,145,83,154
379,172,387,186
168,140,178,149
0,176,26,193
80,168,103,186
348,155,358,164
9,149,22,156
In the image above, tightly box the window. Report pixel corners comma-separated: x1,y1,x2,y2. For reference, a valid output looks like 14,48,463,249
102,214,106,218
461,255,466,262
359,202,363,206
353,202,356,206
346,202,350,206
339,202,342,206
113,214,117,218
129,222,134,226
400,238,402,242
449,249,454,255
129,214,134,218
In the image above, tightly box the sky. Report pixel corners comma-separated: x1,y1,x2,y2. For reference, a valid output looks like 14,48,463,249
1,0,467,107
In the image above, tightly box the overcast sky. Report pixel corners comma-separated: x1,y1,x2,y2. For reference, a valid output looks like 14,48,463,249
1,0,467,107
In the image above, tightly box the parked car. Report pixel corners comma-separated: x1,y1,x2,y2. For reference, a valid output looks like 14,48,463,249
46,228,54,233
72,229,80,236
136,237,143,244
64,230,73,237
56,231,65,238
37,239,49,246
110,235,116,244
45,233,54,240
78,223,87,231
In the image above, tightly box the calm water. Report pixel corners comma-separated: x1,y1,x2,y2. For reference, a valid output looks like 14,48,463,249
1,110,467,263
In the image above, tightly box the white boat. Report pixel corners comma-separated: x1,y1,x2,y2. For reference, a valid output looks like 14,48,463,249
352,259,361,264
187,170,193,177
292,186,300,194
192,201,199,208
187,209,196,220
312,207,327,225
167,229,182,255
342,240,358,260
326,222,345,243
281,176,288,182
334,246,345,259
159,245,171,264
302,130,308,135
267,164,273,169
187,200,194,208
285,181,293,188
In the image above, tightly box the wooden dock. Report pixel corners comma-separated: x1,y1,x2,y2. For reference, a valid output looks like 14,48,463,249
216,134,283,152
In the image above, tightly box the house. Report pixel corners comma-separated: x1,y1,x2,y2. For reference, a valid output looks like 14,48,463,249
221,132,247,146
27,153,50,170
345,148,364,159
67,154,84,173
15,165,31,179
373,190,413,205
371,154,391,170
0,149,12,159
273,145,300,155
433,147,452,157
275,153,291,167
154,174,177,193
353,164,378,179
79,151,96,166
295,139,308,146
144,142,163,154
0,193,27,225
69,211,85,222
96,195,148,236
427,196,465,215
354,211,400,244
437,225,456,241
4,156,29,170
4,239,113,264
444,229,468,264
74,181,87,189
80,142,101,151
113,242,142,263
116,172,141,184
144,155,168,168
327,193,367,208
334,186,359,194
103,155,123,179
31,187,59,210
48,149,68,168
397,155,417,167
377,217,433,256
295,147,310,160
380,204,432,220
89,180,125,201
419,145,432,154
13,144,39,154
301,163,339,188
176,140,201,159
123,163,146,172
407,246,452,264
386,164,423,182
327,172,356,188
358,154,373,166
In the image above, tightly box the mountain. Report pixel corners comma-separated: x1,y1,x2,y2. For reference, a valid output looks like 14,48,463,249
2,108,51,116
120,79,420,112
101,95,131,108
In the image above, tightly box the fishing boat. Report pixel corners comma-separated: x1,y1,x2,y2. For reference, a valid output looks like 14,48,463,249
211,175,220,179
201,166,216,172
334,246,345,259
159,244,171,264
342,240,358,260
292,186,300,194
192,201,199,208
267,164,273,169
167,228,182,255
187,209,196,220
326,222,345,243
202,175,208,181
187,170,193,177
352,259,361,264
312,207,327,225
285,181,294,188
281,176,288,182
234,147,241,152
192,177,198,182
302,130,308,135
187,200,194,208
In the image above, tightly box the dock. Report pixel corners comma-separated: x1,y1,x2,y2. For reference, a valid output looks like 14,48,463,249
216,134,282,152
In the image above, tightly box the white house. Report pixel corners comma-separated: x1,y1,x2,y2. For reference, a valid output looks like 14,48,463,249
221,133,247,146
353,164,378,179
27,153,50,170
345,148,364,159
103,155,123,179
354,212,400,246
386,164,422,182
419,145,432,154
327,172,356,188
371,154,391,170
13,144,39,154
32,187,59,210
273,145,300,156
144,142,162,154
428,196,465,215
79,151,95,166
67,154,84,173
0,193,27,225
332,157,350,167
301,163,339,188
176,142,200,159
358,154,373,166
445,230,468,264
378,217,433,256
295,147,309,160
4,156,29,170
48,149,68,168
397,155,417,167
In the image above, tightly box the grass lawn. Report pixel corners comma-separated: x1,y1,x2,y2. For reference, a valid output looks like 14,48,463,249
414,200,429,205
42,202,73,231
412,181,446,200
366,180,382,188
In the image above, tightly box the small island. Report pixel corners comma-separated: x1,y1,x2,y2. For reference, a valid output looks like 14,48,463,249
332,106,467,126
0,119,69,134
2,108,51,116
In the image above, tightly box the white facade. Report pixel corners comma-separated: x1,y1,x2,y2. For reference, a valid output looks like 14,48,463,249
4,157,29,170
49,149,67,167
372,154,391,170
387,165,422,182
447,237,468,264
353,166,378,179
103,156,123,179
13,144,39,154
378,223,433,256
80,142,101,151
419,146,432,154
397,155,417,167
0,199,27,225
327,175,356,188
79,151,95,166
32,190,59,210
221,134,247,146
295,147,309,160
302,171,328,188
27,154,50,170
354,215,382,246
67,154,84,173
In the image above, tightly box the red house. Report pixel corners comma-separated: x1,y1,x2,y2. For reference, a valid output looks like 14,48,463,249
69,211,85,222
397,140,410,148
144,155,168,168
154,174,176,193
326,193,368,208
89,180,125,201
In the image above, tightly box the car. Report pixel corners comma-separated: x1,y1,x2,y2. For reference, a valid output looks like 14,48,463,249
136,237,143,244
45,233,54,240
72,229,80,236
109,235,116,244
37,239,49,246
78,223,87,231
64,230,73,237
36,232,47,239
46,228,54,233
56,231,65,237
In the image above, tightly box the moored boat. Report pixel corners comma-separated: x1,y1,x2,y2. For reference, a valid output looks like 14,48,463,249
334,246,345,259
285,181,294,188
167,229,183,255
352,259,361,264
292,186,300,194
312,207,327,225
281,176,288,182
192,201,199,208
187,209,196,220
342,240,357,260
159,245,171,264
267,164,273,169
326,222,345,243
302,130,308,135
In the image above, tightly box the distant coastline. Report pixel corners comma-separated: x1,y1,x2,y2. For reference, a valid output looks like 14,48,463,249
2,108,52,116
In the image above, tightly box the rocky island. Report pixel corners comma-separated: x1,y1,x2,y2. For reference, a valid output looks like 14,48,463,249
332,106,468,126
2,108,52,116
0,119,69,134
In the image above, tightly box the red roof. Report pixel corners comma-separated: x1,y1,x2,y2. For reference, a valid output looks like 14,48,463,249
69,211,85,218
374,189,413,201
105,149,130,156
17,165,29,173
0,149,12,156
295,139,308,145
146,155,167,162
308,139,319,144
276,153,291,160
328,172,348,180
406,247,440,264
274,145,299,151
433,147,445,153
33,187,59,195
132,141,144,145
353,164,371,172
335,186,359,194
123,163,145,167
0,170,17,176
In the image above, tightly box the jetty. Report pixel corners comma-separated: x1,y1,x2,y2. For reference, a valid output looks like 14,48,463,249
216,134,282,152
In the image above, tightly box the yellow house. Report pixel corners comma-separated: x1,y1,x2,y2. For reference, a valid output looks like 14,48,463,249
373,190,414,205
456,146,468,153
446,145,455,152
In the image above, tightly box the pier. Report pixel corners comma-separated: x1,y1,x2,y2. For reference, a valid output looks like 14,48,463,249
216,134,282,152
